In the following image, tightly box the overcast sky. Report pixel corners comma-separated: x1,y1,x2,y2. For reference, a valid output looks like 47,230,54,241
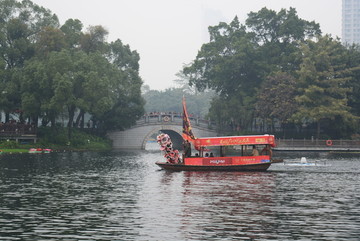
30,0,342,90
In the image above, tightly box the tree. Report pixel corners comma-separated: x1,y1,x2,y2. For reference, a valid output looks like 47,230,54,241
246,7,321,72
293,35,356,138
255,72,298,134
183,17,264,131
60,19,83,49
80,25,108,54
35,26,66,57
246,7,321,44
107,39,139,71
183,8,324,133
100,39,145,130
0,0,58,121
345,45,360,117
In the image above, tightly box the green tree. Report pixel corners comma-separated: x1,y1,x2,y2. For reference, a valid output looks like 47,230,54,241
345,45,360,117
293,35,356,138
246,7,321,72
0,0,58,121
80,25,108,54
101,39,144,130
183,8,322,134
255,72,298,133
1,0,145,138
60,19,83,49
143,87,214,118
183,17,263,131
246,7,320,44
35,26,66,57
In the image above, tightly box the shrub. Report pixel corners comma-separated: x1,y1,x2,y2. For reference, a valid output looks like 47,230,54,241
0,140,19,149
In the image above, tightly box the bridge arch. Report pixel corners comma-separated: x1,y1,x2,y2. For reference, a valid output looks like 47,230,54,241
141,126,183,150
108,114,217,150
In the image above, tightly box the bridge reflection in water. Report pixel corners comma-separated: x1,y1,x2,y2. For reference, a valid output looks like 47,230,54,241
107,113,217,150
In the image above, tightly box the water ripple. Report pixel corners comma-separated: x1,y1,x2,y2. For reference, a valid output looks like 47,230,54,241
0,151,359,240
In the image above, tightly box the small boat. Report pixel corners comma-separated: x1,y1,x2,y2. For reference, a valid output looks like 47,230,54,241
28,148,52,154
155,97,281,171
43,149,52,153
29,148,43,154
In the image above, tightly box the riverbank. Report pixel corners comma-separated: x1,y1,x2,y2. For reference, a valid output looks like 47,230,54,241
0,149,29,154
0,144,112,154
0,145,112,154
0,127,112,154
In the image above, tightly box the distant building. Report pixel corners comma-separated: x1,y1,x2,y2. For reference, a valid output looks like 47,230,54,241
342,0,360,44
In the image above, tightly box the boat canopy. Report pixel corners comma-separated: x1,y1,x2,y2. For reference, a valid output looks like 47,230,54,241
194,135,276,148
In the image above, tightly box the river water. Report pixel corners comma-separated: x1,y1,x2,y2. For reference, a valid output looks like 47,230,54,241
0,148,359,240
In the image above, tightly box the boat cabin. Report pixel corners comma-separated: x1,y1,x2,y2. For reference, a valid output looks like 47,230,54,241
184,134,276,166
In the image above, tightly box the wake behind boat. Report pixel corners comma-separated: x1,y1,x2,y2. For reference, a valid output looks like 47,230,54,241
155,97,282,171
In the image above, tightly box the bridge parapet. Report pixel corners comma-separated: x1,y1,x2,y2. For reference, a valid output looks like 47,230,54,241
108,113,217,149
136,113,215,130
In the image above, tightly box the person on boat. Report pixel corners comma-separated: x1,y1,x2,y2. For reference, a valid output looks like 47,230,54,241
209,152,214,157
252,145,259,156
260,145,273,157
183,140,192,157
205,153,209,157
220,146,225,157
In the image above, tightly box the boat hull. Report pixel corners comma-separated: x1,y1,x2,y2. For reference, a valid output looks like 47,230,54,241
155,161,272,171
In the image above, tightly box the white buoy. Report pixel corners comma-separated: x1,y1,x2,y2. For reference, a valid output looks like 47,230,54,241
300,157,307,164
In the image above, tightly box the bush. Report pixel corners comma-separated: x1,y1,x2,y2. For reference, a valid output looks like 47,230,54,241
37,127,111,150
0,140,19,149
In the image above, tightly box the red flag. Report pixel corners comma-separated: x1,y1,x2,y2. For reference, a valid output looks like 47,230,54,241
182,96,196,141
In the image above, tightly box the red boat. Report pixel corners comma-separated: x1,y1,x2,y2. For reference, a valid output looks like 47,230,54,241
156,134,276,171
156,98,279,171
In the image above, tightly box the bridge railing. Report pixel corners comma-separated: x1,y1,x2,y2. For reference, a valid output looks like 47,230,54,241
0,123,36,136
276,138,360,149
136,113,215,130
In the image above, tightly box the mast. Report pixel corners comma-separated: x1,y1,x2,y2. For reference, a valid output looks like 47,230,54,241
182,96,196,142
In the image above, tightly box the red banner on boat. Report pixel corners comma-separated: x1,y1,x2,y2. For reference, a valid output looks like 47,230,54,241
194,135,276,147
182,96,196,141
202,157,232,166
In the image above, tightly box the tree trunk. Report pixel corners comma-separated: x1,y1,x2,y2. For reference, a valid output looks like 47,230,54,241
80,112,85,129
50,116,56,128
19,112,24,123
75,109,85,128
31,116,38,127
5,112,10,123
67,105,76,139
316,121,321,139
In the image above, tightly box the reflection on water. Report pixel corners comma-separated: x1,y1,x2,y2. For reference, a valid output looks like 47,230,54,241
0,151,359,240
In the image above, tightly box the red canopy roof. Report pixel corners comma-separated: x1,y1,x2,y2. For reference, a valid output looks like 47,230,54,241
194,135,276,148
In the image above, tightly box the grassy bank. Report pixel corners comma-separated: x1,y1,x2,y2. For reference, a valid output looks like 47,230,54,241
0,127,112,153
0,149,29,154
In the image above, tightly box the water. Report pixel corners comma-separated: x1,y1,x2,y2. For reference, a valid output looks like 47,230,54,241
0,150,359,240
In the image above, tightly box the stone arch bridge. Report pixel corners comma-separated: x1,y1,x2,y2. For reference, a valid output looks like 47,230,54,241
108,113,217,150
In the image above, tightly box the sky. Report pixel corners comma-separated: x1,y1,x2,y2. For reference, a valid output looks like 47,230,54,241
30,0,342,90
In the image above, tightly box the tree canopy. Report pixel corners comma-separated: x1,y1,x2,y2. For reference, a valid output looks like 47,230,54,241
0,0,144,138
183,7,360,139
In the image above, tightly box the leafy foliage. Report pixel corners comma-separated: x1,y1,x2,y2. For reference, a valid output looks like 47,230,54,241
0,0,144,140
183,7,360,138
293,36,357,138
143,87,214,118
256,72,297,124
